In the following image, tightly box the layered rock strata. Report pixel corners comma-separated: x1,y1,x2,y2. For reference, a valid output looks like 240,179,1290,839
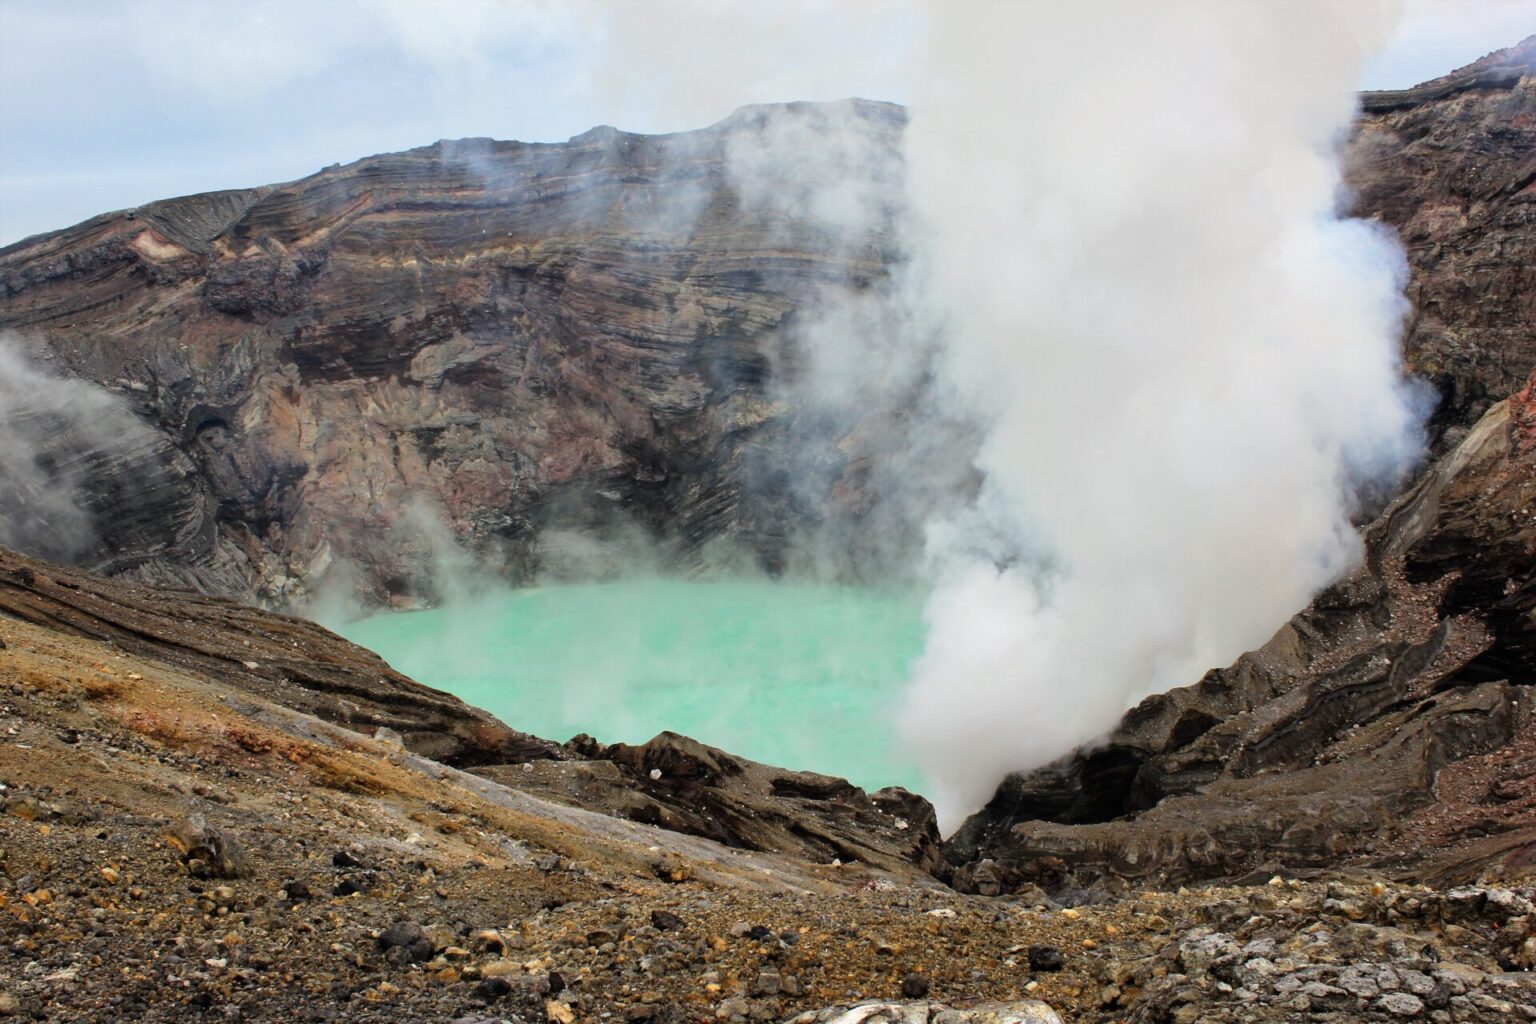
1,39,1531,602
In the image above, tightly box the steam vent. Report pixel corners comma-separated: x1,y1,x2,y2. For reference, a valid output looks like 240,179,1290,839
0,8,1533,1024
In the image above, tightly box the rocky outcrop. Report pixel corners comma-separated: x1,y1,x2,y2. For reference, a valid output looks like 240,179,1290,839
943,367,1536,892
0,544,557,765
1347,35,1536,444
2,41,1532,603
478,730,941,876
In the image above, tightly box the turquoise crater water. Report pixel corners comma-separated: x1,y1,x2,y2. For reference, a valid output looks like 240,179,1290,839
337,579,929,793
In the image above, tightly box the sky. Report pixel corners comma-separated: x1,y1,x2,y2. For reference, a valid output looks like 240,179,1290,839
0,0,1531,246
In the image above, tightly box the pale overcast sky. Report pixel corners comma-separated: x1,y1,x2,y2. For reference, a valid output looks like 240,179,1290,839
1,0,1531,246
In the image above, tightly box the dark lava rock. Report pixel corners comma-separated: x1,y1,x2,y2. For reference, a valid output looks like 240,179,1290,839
650,910,685,931
475,978,512,1002
377,920,433,963
1028,946,1065,973
333,879,365,897
479,731,941,875
332,849,363,868
901,973,930,998
281,880,312,901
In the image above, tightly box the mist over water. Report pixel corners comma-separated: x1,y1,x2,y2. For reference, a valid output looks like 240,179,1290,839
338,579,928,792
344,2,1426,827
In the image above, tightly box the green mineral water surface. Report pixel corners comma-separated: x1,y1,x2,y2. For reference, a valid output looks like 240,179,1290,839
338,579,928,793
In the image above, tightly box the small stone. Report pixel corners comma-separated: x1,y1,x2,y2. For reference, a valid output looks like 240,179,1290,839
481,961,521,979
164,816,247,879
972,859,1002,897
751,970,780,996
1377,992,1425,1017
333,849,363,868
282,880,312,901
546,1000,575,1024
0,992,16,1017
1029,945,1065,972
100,866,120,885
650,910,685,931
333,879,365,897
714,997,749,1021
902,973,930,998
653,854,691,883
476,977,512,1001
473,929,508,955
378,920,433,963
4,808,43,835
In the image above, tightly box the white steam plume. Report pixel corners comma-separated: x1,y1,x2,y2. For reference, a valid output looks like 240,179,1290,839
589,0,1427,824
894,0,1423,824
0,337,165,565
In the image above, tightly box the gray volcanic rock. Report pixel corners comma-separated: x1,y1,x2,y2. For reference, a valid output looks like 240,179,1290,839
943,366,1536,892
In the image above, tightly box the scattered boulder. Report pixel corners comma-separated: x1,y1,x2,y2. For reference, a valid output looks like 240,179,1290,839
650,909,685,931
377,919,434,963
1027,946,1064,973
163,816,247,879
785,1002,1062,1024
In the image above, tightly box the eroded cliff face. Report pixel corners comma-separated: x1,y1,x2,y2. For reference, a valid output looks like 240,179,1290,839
2,42,1532,605
1346,35,1536,443
0,101,906,604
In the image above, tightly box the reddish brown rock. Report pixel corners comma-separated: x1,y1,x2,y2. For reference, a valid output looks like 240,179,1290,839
1346,35,1536,445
